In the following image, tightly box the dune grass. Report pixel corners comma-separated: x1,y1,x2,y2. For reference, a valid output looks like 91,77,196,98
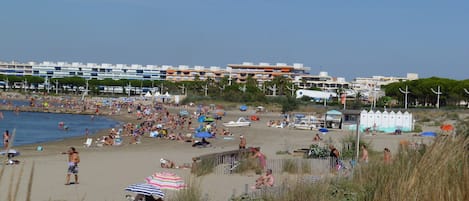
234,134,469,201
193,157,216,176
172,179,204,201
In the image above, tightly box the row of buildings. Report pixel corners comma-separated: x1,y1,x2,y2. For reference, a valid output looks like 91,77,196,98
0,60,418,93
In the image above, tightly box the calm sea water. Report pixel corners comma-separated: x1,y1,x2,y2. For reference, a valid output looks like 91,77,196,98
0,110,120,146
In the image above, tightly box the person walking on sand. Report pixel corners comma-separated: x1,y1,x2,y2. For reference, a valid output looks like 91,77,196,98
361,144,369,164
63,147,80,185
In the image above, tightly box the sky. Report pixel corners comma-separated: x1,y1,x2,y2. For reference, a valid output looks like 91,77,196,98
1,0,468,81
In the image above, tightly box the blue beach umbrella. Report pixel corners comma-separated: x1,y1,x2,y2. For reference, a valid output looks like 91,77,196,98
239,105,248,111
194,131,212,138
319,128,329,133
198,116,206,123
421,131,437,137
125,183,165,198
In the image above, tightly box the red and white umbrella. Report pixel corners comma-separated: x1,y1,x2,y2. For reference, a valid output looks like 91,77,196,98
145,172,186,190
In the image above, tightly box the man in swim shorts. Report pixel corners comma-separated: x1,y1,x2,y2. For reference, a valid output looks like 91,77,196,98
64,147,80,185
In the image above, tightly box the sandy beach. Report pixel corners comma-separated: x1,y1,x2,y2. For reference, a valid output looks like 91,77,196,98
0,101,434,201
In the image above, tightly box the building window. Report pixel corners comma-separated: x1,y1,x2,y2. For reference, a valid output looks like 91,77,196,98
92,68,98,72
47,71,54,75
91,72,98,76
55,67,61,70
69,72,76,75
33,70,39,74
136,70,143,74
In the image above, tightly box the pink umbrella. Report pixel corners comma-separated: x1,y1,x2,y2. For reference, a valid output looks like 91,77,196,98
145,172,186,190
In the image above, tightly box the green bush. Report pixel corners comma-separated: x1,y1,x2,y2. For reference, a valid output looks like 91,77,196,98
306,144,329,158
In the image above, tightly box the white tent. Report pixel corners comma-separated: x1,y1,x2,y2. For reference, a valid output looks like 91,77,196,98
144,91,152,97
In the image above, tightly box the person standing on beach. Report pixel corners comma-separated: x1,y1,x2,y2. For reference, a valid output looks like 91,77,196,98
3,130,9,149
384,148,392,164
329,144,340,171
361,144,369,163
63,147,80,185
251,147,266,170
239,135,246,149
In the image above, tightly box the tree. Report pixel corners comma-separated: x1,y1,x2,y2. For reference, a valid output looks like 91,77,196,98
281,95,298,113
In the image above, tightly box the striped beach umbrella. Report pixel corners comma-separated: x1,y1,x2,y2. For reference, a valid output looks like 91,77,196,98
125,183,165,198
145,172,186,190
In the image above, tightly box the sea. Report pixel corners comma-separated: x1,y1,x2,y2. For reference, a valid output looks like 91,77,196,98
0,102,120,147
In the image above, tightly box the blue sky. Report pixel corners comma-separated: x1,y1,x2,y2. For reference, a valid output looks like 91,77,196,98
1,0,468,80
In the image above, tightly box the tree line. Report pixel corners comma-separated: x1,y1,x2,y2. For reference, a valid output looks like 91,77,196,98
2,75,467,110
383,77,469,108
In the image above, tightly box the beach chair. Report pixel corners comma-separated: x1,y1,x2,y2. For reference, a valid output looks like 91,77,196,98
83,138,93,148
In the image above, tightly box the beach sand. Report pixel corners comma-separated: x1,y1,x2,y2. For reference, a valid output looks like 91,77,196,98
0,106,432,201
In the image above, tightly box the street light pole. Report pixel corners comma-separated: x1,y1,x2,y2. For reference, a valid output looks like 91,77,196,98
430,86,442,109
55,80,59,94
399,85,410,110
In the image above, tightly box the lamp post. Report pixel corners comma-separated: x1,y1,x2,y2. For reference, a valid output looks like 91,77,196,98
430,86,442,109
464,89,469,108
55,80,59,94
128,82,131,97
399,85,410,110
23,79,28,92
81,79,89,101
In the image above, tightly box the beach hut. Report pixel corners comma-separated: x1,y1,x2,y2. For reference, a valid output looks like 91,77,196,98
367,110,375,129
389,111,397,130
360,110,368,130
375,111,382,131
395,111,403,128
325,110,342,128
382,111,389,130
402,111,412,131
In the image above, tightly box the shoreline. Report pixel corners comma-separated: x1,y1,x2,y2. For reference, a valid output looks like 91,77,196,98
7,110,125,152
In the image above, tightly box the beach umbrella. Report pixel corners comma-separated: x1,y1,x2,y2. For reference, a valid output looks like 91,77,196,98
440,124,454,132
125,183,165,198
145,172,186,190
0,149,20,158
318,128,329,133
239,105,248,111
197,115,206,123
421,131,437,137
194,131,212,138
